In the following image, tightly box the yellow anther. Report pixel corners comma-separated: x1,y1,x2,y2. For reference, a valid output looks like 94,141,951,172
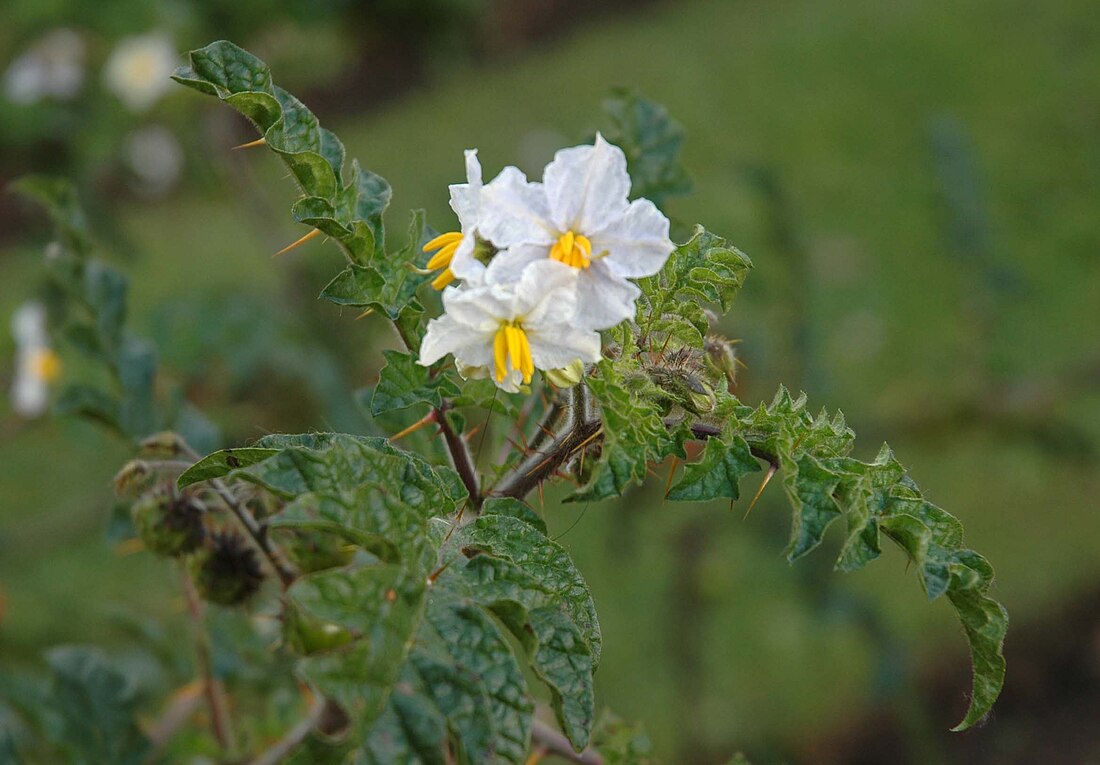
492,323,534,384
30,348,62,383
425,240,460,271
493,327,509,383
422,231,463,253
549,230,591,270
423,231,464,289
430,268,456,290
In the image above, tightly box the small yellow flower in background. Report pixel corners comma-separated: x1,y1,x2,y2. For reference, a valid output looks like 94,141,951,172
103,33,178,113
11,302,61,418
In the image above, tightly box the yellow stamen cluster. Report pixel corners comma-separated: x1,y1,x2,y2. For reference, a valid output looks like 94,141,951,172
30,348,62,383
549,231,592,269
422,231,464,290
492,323,534,384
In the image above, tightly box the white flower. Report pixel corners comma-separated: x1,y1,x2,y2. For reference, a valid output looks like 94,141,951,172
3,29,86,105
421,150,528,290
103,33,178,113
123,124,183,195
477,133,674,330
10,302,61,418
418,261,601,392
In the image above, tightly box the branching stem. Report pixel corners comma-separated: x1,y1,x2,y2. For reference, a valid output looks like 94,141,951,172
437,402,482,510
530,720,604,765
182,565,237,756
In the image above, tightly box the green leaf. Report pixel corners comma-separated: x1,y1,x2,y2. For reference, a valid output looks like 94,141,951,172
667,433,761,502
177,447,280,488
600,88,692,208
54,384,121,433
370,350,460,416
479,497,547,535
425,599,534,764
590,709,658,765
457,555,596,749
457,513,601,665
571,356,688,503
318,210,428,322
174,41,396,266
289,565,426,728
720,384,1008,729
44,646,149,765
637,226,753,343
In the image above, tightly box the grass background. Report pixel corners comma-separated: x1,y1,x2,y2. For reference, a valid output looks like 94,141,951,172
2,0,1099,760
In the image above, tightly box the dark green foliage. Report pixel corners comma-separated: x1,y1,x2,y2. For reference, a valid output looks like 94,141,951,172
43,647,149,765
601,89,692,208
182,432,600,756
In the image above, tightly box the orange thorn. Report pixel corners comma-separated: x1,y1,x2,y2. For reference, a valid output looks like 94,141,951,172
463,423,483,443
664,456,681,498
354,307,375,321
232,136,267,150
390,411,437,442
273,228,322,258
524,748,548,765
744,463,778,519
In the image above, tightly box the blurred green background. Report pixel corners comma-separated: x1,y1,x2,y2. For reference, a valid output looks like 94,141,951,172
2,0,1099,762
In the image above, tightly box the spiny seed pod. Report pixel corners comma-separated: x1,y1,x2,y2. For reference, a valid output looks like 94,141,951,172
650,367,717,415
189,531,265,606
131,492,205,557
279,529,354,574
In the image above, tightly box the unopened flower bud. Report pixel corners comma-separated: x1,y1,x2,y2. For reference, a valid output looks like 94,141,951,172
132,492,205,557
189,531,265,606
704,335,738,388
544,359,585,389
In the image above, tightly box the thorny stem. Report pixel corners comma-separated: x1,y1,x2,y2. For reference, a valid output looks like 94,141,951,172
210,479,298,587
168,435,298,588
530,720,604,765
493,418,601,500
182,565,237,756
526,399,565,455
436,401,482,510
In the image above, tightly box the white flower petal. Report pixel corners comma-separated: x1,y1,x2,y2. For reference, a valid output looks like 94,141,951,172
477,167,555,248
449,149,482,228
440,283,513,330
590,197,674,278
528,326,602,371
574,260,641,331
12,302,47,345
12,355,48,418
418,312,493,367
515,260,578,326
482,243,545,285
543,133,630,234
449,235,486,283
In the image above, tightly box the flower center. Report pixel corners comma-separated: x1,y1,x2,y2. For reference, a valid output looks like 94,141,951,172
30,348,61,383
549,231,592,270
422,231,463,290
493,322,533,384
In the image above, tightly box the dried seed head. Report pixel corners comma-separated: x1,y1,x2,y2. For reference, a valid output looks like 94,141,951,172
189,531,265,606
131,491,205,557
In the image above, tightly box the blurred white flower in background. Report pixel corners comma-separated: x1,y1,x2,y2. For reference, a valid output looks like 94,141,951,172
3,29,86,105
103,33,178,113
123,124,184,196
10,302,61,419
